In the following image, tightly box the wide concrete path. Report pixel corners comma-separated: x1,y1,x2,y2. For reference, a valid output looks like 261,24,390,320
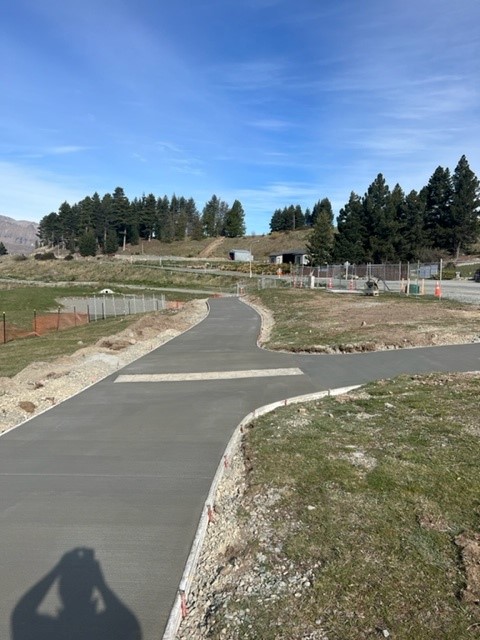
1,297,479,640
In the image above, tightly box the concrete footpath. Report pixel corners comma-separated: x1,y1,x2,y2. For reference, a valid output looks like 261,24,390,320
1,297,479,640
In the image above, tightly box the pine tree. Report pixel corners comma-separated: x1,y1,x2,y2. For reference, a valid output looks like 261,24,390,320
223,200,246,237
450,155,480,257
332,192,366,263
202,195,224,237
140,193,158,241
104,228,119,255
78,196,94,232
157,195,173,242
0,241,8,255
269,205,304,232
306,204,334,265
397,189,428,261
91,192,107,248
310,199,333,227
424,166,453,251
37,212,62,246
269,209,284,232
78,230,97,257
185,198,203,240
57,201,79,252
362,174,395,262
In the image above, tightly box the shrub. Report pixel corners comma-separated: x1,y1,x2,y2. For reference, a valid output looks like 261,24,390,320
34,252,57,260
12,254,28,261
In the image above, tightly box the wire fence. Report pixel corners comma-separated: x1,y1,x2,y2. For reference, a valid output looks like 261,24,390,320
60,293,167,320
284,262,444,291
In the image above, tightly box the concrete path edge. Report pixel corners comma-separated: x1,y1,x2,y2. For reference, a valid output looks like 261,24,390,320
161,383,361,640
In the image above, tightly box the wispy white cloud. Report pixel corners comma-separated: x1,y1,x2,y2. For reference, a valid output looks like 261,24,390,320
248,118,292,130
48,146,88,155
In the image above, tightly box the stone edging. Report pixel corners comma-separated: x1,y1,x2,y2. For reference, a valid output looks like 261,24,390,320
161,384,361,640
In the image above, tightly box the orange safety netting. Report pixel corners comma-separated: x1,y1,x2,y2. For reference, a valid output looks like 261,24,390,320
33,312,89,334
1,313,89,344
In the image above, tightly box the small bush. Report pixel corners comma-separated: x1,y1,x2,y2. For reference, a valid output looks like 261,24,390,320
12,254,28,261
34,252,57,261
64,254,74,261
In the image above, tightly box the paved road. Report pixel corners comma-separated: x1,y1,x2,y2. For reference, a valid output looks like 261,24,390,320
1,298,480,640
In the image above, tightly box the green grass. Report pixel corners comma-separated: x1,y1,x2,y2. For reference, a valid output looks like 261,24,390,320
0,314,142,377
213,374,480,639
0,283,206,377
0,285,96,328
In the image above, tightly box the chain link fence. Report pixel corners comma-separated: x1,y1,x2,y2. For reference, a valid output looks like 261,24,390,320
283,262,444,291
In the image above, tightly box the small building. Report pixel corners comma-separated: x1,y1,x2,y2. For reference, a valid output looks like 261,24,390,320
269,249,309,266
229,249,252,262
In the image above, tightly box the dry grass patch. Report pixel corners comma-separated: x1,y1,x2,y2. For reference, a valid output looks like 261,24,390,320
251,289,480,351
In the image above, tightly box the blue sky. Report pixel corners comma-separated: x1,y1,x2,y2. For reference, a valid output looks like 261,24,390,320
1,0,479,233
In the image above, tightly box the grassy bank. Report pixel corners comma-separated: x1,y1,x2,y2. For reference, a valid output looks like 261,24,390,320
0,314,146,377
0,284,206,377
0,255,239,292
215,373,480,639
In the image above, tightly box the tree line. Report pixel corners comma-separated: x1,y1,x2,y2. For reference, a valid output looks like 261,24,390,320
271,156,480,265
37,189,246,256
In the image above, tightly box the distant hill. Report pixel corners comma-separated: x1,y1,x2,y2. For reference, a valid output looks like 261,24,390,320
121,230,312,260
0,215,39,254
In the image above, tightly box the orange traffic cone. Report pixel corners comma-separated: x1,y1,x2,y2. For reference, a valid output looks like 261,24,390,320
434,281,442,297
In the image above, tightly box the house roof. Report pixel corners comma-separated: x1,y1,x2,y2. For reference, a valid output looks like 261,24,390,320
269,248,308,257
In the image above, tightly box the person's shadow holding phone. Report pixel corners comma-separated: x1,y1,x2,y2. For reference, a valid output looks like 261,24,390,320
11,548,142,640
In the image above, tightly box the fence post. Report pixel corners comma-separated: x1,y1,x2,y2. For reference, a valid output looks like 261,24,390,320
2,312,5,344
87,304,91,323
74,306,77,326
33,309,37,334
57,306,61,331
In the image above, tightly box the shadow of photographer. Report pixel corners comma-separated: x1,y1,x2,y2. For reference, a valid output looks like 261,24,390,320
11,547,142,640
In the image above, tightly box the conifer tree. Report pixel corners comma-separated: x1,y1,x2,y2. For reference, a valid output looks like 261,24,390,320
157,195,173,242
78,230,97,257
450,155,480,257
202,195,224,237
306,203,334,265
332,192,366,263
223,200,246,237
424,166,453,251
